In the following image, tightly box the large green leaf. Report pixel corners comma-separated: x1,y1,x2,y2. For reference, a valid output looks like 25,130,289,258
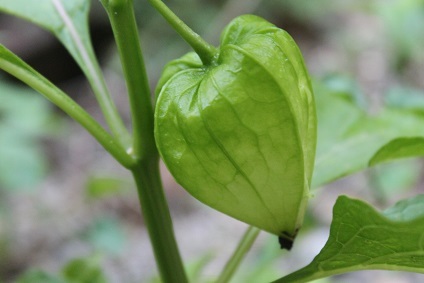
312,78,424,187
274,195,424,283
0,0,92,72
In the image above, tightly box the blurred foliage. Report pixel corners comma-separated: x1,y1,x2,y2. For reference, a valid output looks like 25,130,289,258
312,73,424,187
82,216,126,256
371,160,421,197
85,176,130,200
15,269,63,283
374,0,424,69
0,79,62,191
14,254,108,283
61,255,108,283
385,85,424,111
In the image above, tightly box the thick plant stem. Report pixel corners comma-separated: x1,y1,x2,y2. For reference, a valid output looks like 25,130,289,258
147,0,217,65
216,226,261,283
101,0,155,160
131,159,188,283
101,1,188,282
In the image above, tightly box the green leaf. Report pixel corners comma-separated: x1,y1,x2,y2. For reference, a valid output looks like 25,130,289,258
273,195,424,283
312,79,424,187
369,137,424,165
0,0,92,73
62,255,108,283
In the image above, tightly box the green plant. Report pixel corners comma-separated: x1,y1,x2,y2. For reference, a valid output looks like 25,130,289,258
0,1,423,283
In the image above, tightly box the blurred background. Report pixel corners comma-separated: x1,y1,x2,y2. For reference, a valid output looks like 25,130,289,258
0,0,424,282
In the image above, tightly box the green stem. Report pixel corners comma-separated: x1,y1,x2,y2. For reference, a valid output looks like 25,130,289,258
216,226,261,283
52,0,132,149
0,45,135,169
83,42,133,149
101,1,188,282
131,159,188,283
147,0,217,65
101,0,155,160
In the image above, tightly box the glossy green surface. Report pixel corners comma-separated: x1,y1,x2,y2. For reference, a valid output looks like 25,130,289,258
155,15,316,236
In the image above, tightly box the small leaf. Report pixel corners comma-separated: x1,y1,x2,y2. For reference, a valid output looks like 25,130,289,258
0,0,93,73
273,195,424,283
85,176,129,199
369,137,424,166
62,255,108,283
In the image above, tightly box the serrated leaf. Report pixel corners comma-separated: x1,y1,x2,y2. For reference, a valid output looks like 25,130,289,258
312,79,424,187
0,0,92,73
273,195,424,283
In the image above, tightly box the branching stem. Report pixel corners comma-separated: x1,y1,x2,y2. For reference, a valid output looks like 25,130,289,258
52,0,132,149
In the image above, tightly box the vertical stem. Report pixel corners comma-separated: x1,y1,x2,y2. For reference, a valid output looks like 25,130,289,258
216,226,261,283
131,159,188,283
100,1,188,281
101,0,155,160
